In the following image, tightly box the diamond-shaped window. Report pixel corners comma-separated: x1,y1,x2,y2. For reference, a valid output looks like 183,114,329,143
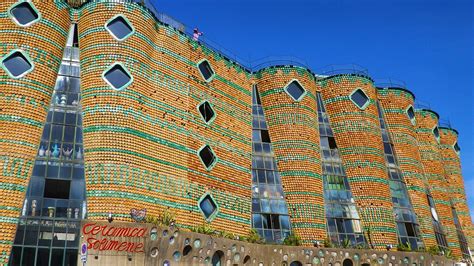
9,2,40,27
102,63,133,90
197,59,215,82
105,15,135,41
433,126,440,142
198,101,216,124
198,193,218,221
453,142,460,154
406,105,416,125
1,50,34,79
197,145,217,171
284,79,307,101
350,88,370,110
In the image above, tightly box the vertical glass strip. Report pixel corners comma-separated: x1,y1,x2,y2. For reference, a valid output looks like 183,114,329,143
251,85,291,243
10,24,85,266
426,193,448,251
452,205,470,259
316,92,366,247
376,101,423,250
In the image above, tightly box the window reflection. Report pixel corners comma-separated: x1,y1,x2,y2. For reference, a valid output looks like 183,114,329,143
376,101,423,249
251,86,290,243
316,93,366,247
10,24,83,266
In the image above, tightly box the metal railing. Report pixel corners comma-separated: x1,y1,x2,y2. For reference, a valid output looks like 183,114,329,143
315,64,369,76
249,56,311,72
126,1,370,76
374,78,407,89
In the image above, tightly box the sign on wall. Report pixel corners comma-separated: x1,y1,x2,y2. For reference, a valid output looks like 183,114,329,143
81,221,148,253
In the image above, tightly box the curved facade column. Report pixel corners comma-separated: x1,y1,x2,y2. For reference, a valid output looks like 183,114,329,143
255,66,325,245
414,109,461,257
78,2,253,235
319,75,397,249
0,2,70,262
377,88,439,248
439,128,474,252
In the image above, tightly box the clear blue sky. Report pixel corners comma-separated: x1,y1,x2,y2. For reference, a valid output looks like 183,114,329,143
153,0,473,220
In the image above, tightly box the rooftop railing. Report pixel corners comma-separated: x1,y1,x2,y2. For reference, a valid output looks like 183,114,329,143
374,78,407,89
315,64,369,77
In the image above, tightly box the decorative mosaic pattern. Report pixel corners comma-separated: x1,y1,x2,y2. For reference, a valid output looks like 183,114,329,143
414,109,462,257
255,66,325,245
0,0,471,264
251,86,291,243
439,127,474,254
77,1,253,237
376,101,424,249
319,75,398,249
0,2,71,263
378,88,449,251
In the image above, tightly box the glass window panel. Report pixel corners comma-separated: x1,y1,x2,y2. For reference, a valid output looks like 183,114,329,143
50,125,63,142
197,60,214,81
285,80,306,101
36,248,49,266
50,249,65,266
198,195,217,218
106,15,133,40
2,51,32,77
103,64,131,90
24,222,39,245
252,214,262,229
350,89,369,109
22,247,37,266
252,198,260,212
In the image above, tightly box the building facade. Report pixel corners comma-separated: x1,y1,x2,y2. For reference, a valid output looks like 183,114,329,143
0,0,472,265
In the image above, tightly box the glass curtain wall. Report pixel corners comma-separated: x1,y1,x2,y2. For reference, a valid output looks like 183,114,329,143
9,24,85,266
251,85,291,243
316,92,366,247
452,205,471,260
376,101,423,250
426,193,448,251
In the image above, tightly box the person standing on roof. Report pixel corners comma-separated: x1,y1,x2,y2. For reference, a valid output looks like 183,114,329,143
193,28,203,41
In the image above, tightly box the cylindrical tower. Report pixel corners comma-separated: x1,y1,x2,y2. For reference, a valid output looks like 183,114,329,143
439,127,474,248
255,66,325,245
0,1,70,262
319,74,398,249
78,1,253,235
414,109,461,256
377,88,438,248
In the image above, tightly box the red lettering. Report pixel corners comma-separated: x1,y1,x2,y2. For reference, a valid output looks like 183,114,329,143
137,228,146,237
130,228,138,237
118,242,128,252
91,225,102,235
134,243,144,252
83,223,96,235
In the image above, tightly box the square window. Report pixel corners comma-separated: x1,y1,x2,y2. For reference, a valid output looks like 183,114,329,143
197,145,217,170
105,15,134,41
197,101,216,124
9,2,40,27
1,50,34,78
349,88,370,110
284,79,307,101
102,63,133,90
198,193,218,221
406,105,416,125
44,179,70,199
197,59,215,82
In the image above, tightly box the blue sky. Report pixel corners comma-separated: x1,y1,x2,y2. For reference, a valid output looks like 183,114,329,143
153,0,473,220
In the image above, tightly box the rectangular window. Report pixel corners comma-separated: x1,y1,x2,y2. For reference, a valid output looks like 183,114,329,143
44,179,70,199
